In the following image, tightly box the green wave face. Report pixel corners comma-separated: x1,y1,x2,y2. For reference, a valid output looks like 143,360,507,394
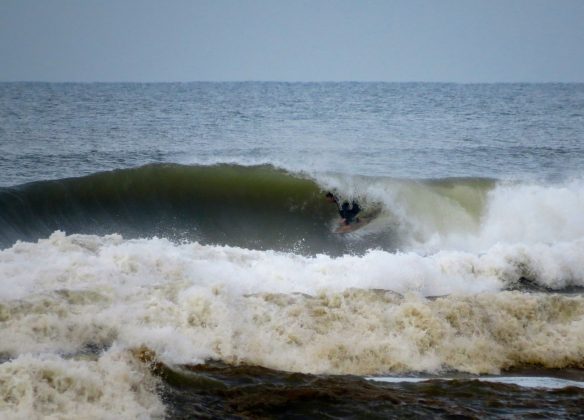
0,164,368,254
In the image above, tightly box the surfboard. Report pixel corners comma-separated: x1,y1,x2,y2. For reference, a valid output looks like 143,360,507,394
334,217,371,234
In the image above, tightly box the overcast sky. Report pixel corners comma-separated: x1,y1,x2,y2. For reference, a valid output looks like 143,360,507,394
1,0,583,83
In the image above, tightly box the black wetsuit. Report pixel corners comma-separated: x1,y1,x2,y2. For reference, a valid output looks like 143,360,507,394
339,201,361,225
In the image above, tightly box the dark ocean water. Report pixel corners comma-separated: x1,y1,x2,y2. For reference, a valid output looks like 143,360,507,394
1,82,584,418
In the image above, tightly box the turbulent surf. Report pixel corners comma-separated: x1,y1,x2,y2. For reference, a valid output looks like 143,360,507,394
2,82,584,418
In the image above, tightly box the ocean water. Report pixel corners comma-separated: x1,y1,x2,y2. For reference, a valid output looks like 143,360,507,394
1,82,584,418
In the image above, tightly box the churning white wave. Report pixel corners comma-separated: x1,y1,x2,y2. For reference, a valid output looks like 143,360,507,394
0,228,583,418
0,349,164,419
1,232,583,374
315,173,584,252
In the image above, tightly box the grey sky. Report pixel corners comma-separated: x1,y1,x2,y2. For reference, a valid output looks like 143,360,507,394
1,0,583,83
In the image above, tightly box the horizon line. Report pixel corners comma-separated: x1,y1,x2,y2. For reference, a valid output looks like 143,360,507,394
2,79,584,85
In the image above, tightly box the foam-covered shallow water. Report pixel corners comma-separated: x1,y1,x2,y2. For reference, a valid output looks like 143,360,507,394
5,349,584,419
1,232,583,417
1,82,584,418
2,232,584,372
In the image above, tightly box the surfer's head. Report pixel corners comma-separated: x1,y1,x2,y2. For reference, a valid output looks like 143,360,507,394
325,192,337,203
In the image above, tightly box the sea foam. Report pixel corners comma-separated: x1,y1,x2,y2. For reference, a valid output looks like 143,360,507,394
1,232,583,376
0,349,163,419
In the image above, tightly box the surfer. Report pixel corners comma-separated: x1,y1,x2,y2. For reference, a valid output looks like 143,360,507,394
326,192,361,225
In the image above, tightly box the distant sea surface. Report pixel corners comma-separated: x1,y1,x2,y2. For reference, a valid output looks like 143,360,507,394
1,82,584,418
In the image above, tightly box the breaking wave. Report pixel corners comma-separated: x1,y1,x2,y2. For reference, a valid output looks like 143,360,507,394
1,163,584,416
1,163,583,255
1,233,584,376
